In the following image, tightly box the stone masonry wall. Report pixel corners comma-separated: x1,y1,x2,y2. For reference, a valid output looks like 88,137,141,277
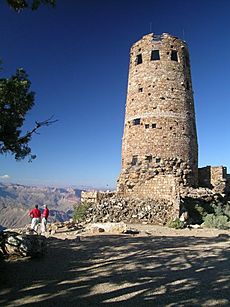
117,32,198,202
81,191,99,203
198,166,227,193
81,190,180,225
81,191,116,203
82,195,178,225
117,157,195,201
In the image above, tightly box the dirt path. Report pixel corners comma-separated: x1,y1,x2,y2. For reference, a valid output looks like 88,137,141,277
0,225,229,306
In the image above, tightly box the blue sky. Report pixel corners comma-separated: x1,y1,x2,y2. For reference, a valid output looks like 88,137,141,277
0,0,230,188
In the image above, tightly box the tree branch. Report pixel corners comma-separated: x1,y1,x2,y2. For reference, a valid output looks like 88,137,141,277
18,116,58,143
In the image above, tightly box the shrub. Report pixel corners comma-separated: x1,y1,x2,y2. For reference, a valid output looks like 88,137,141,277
168,218,185,229
183,198,230,227
211,203,225,216
73,202,90,222
183,200,213,224
223,204,230,219
193,203,209,222
204,214,229,230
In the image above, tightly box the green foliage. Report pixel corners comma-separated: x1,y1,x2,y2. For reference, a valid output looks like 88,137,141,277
183,202,212,224
223,203,230,219
0,69,35,160
0,1,57,160
0,68,57,160
183,198,230,229
6,0,56,12
210,202,230,220
204,214,229,230
167,218,185,229
193,203,209,222
212,204,224,216
73,202,90,222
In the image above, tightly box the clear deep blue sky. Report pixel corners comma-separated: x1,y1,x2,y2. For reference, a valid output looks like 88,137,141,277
0,0,230,188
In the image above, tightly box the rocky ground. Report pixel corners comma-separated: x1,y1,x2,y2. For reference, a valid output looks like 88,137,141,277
0,223,229,306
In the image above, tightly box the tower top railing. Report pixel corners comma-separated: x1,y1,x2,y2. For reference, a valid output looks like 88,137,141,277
152,34,163,41
151,33,187,45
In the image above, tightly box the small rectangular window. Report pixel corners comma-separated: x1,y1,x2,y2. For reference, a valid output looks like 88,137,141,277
152,123,156,128
171,50,178,61
131,155,138,165
185,55,190,67
146,155,152,163
133,118,141,125
186,81,190,90
151,50,160,61
136,54,142,65
145,124,149,129
156,158,161,163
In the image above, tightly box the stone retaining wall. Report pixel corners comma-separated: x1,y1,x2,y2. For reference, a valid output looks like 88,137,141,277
82,195,179,225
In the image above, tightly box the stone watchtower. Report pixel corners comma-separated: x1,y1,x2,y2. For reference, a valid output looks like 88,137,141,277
117,33,198,200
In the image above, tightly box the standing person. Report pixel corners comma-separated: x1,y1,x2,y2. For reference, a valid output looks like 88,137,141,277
29,205,41,233
41,205,49,234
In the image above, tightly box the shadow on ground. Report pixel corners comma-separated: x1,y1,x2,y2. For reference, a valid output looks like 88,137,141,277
0,234,229,306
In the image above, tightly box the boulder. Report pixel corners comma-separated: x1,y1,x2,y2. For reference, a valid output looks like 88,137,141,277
123,228,139,234
1,231,46,258
87,222,127,233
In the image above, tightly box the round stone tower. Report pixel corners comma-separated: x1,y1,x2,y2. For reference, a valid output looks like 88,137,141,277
117,33,198,199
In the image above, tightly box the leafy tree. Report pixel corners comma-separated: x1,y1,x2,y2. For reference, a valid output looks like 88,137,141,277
0,1,57,161
0,68,57,161
6,0,55,11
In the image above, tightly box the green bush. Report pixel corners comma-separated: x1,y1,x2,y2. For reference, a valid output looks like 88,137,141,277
183,201,213,224
167,218,185,229
183,198,230,228
204,214,229,230
223,204,230,219
73,202,90,222
193,203,209,221
211,203,225,216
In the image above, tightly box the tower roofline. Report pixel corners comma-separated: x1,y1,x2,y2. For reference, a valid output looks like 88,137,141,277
131,32,187,49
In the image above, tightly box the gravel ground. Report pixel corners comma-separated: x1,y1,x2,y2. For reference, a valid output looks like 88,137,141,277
0,225,229,306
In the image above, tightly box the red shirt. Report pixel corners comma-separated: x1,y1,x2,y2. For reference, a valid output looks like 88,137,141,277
29,208,41,218
42,208,49,219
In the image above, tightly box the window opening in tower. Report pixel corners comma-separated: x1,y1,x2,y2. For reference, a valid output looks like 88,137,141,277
186,81,190,90
131,155,138,165
171,50,178,62
133,118,141,125
136,54,142,65
151,50,160,61
146,155,152,163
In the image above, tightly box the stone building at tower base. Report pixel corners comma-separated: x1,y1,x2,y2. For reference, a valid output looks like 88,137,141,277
80,164,230,226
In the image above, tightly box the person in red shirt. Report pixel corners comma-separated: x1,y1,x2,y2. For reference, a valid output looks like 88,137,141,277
41,205,49,234
29,205,41,233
